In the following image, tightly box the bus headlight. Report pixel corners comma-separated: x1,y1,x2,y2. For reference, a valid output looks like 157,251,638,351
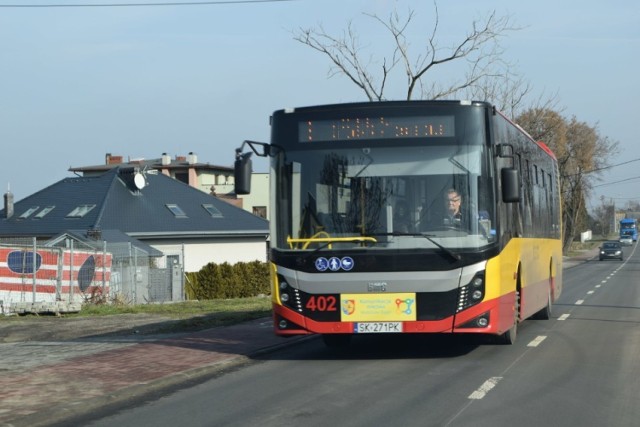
457,271,486,312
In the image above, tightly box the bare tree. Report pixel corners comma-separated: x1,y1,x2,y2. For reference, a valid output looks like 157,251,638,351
466,70,562,121
592,197,615,237
295,3,619,254
294,4,519,101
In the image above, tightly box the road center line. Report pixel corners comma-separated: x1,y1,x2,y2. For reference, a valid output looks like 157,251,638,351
558,313,570,320
527,335,547,347
575,299,584,305
468,377,502,400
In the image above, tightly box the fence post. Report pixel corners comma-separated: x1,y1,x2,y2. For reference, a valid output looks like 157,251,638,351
32,237,37,304
129,242,136,303
102,240,107,293
181,243,186,301
57,246,64,301
70,239,74,301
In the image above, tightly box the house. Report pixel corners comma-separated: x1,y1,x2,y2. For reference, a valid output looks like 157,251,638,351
69,152,271,219
0,167,269,273
69,152,235,196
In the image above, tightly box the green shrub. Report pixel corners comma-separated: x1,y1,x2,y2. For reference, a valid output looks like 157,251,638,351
185,260,270,300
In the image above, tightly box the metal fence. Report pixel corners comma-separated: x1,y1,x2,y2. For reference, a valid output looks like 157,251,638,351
0,237,184,314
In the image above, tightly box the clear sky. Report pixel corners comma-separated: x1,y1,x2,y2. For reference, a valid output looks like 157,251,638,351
1,0,638,213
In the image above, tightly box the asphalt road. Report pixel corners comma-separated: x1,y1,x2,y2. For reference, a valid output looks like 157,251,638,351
77,243,640,427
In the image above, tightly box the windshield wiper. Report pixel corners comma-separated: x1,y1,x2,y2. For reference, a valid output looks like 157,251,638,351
369,232,461,262
420,233,461,261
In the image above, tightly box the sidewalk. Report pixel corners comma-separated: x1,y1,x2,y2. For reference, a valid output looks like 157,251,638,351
0,317,309,427
0,249,599,427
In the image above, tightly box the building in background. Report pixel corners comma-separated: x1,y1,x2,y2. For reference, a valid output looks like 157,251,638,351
69,152,270,219
1,167,269,272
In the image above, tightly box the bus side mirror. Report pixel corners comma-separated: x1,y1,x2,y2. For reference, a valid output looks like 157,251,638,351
501,168,520,203
234,152,253,195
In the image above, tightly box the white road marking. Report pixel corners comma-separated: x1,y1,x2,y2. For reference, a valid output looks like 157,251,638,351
558,314,570,320
587,291,594,295
576,299,584,305
468,377,502,400
527,335,547,347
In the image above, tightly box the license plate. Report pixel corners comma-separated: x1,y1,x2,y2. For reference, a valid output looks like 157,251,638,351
354,322,402,333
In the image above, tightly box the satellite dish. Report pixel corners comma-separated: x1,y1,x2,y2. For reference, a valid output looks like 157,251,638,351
134,172,146,190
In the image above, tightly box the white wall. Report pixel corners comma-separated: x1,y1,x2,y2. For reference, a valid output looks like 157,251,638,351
238,173,270,219
149,238,268,272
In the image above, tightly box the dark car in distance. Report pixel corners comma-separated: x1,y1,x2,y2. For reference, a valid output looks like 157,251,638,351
599,241,624,261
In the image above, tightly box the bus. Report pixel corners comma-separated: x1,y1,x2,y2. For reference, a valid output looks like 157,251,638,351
234,100,563,346
619,217,637,242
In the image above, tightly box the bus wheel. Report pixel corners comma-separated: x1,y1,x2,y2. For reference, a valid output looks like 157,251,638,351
499,289,519,345
322,334,352,348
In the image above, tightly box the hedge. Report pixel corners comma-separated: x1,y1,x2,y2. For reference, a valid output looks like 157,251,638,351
185,260,270,300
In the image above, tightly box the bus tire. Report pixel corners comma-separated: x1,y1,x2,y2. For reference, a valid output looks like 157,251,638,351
498,288,519,345
533,286,552,320
322,334,352,348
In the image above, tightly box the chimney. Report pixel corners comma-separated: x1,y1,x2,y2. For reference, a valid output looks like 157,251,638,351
4,186,14,219
188,152,197,164
161,152,171,166
106,153,123,165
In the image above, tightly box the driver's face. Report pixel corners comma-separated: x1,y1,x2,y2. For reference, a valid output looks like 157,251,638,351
446,194,461,214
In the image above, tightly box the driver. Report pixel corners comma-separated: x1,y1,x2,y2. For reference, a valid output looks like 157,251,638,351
443,188,464,227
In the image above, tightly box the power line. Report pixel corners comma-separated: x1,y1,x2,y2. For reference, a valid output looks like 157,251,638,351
593,175,640,188
0,0,297,7
587,157,640,174
561,156,640,178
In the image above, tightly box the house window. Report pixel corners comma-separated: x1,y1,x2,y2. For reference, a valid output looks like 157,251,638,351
253,206,267,219
67,204,96,218
19,206,39,219
34,206,55,219
202,204,223,218
166,204,187,218
174,172,188,185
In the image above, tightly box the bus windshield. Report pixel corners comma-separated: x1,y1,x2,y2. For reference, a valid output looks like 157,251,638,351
271,142,496,252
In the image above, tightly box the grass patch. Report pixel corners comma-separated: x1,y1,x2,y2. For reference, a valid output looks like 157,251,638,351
73,297,272,319
1,297,273,334
78,297,273,333
565,238,609,257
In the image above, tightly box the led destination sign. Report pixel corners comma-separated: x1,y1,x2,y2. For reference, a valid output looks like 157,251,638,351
299,115,455,142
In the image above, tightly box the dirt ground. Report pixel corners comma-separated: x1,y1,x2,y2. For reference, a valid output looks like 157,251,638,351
0,313,179,343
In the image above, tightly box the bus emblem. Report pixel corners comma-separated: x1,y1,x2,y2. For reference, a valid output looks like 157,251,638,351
368,282,387,292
